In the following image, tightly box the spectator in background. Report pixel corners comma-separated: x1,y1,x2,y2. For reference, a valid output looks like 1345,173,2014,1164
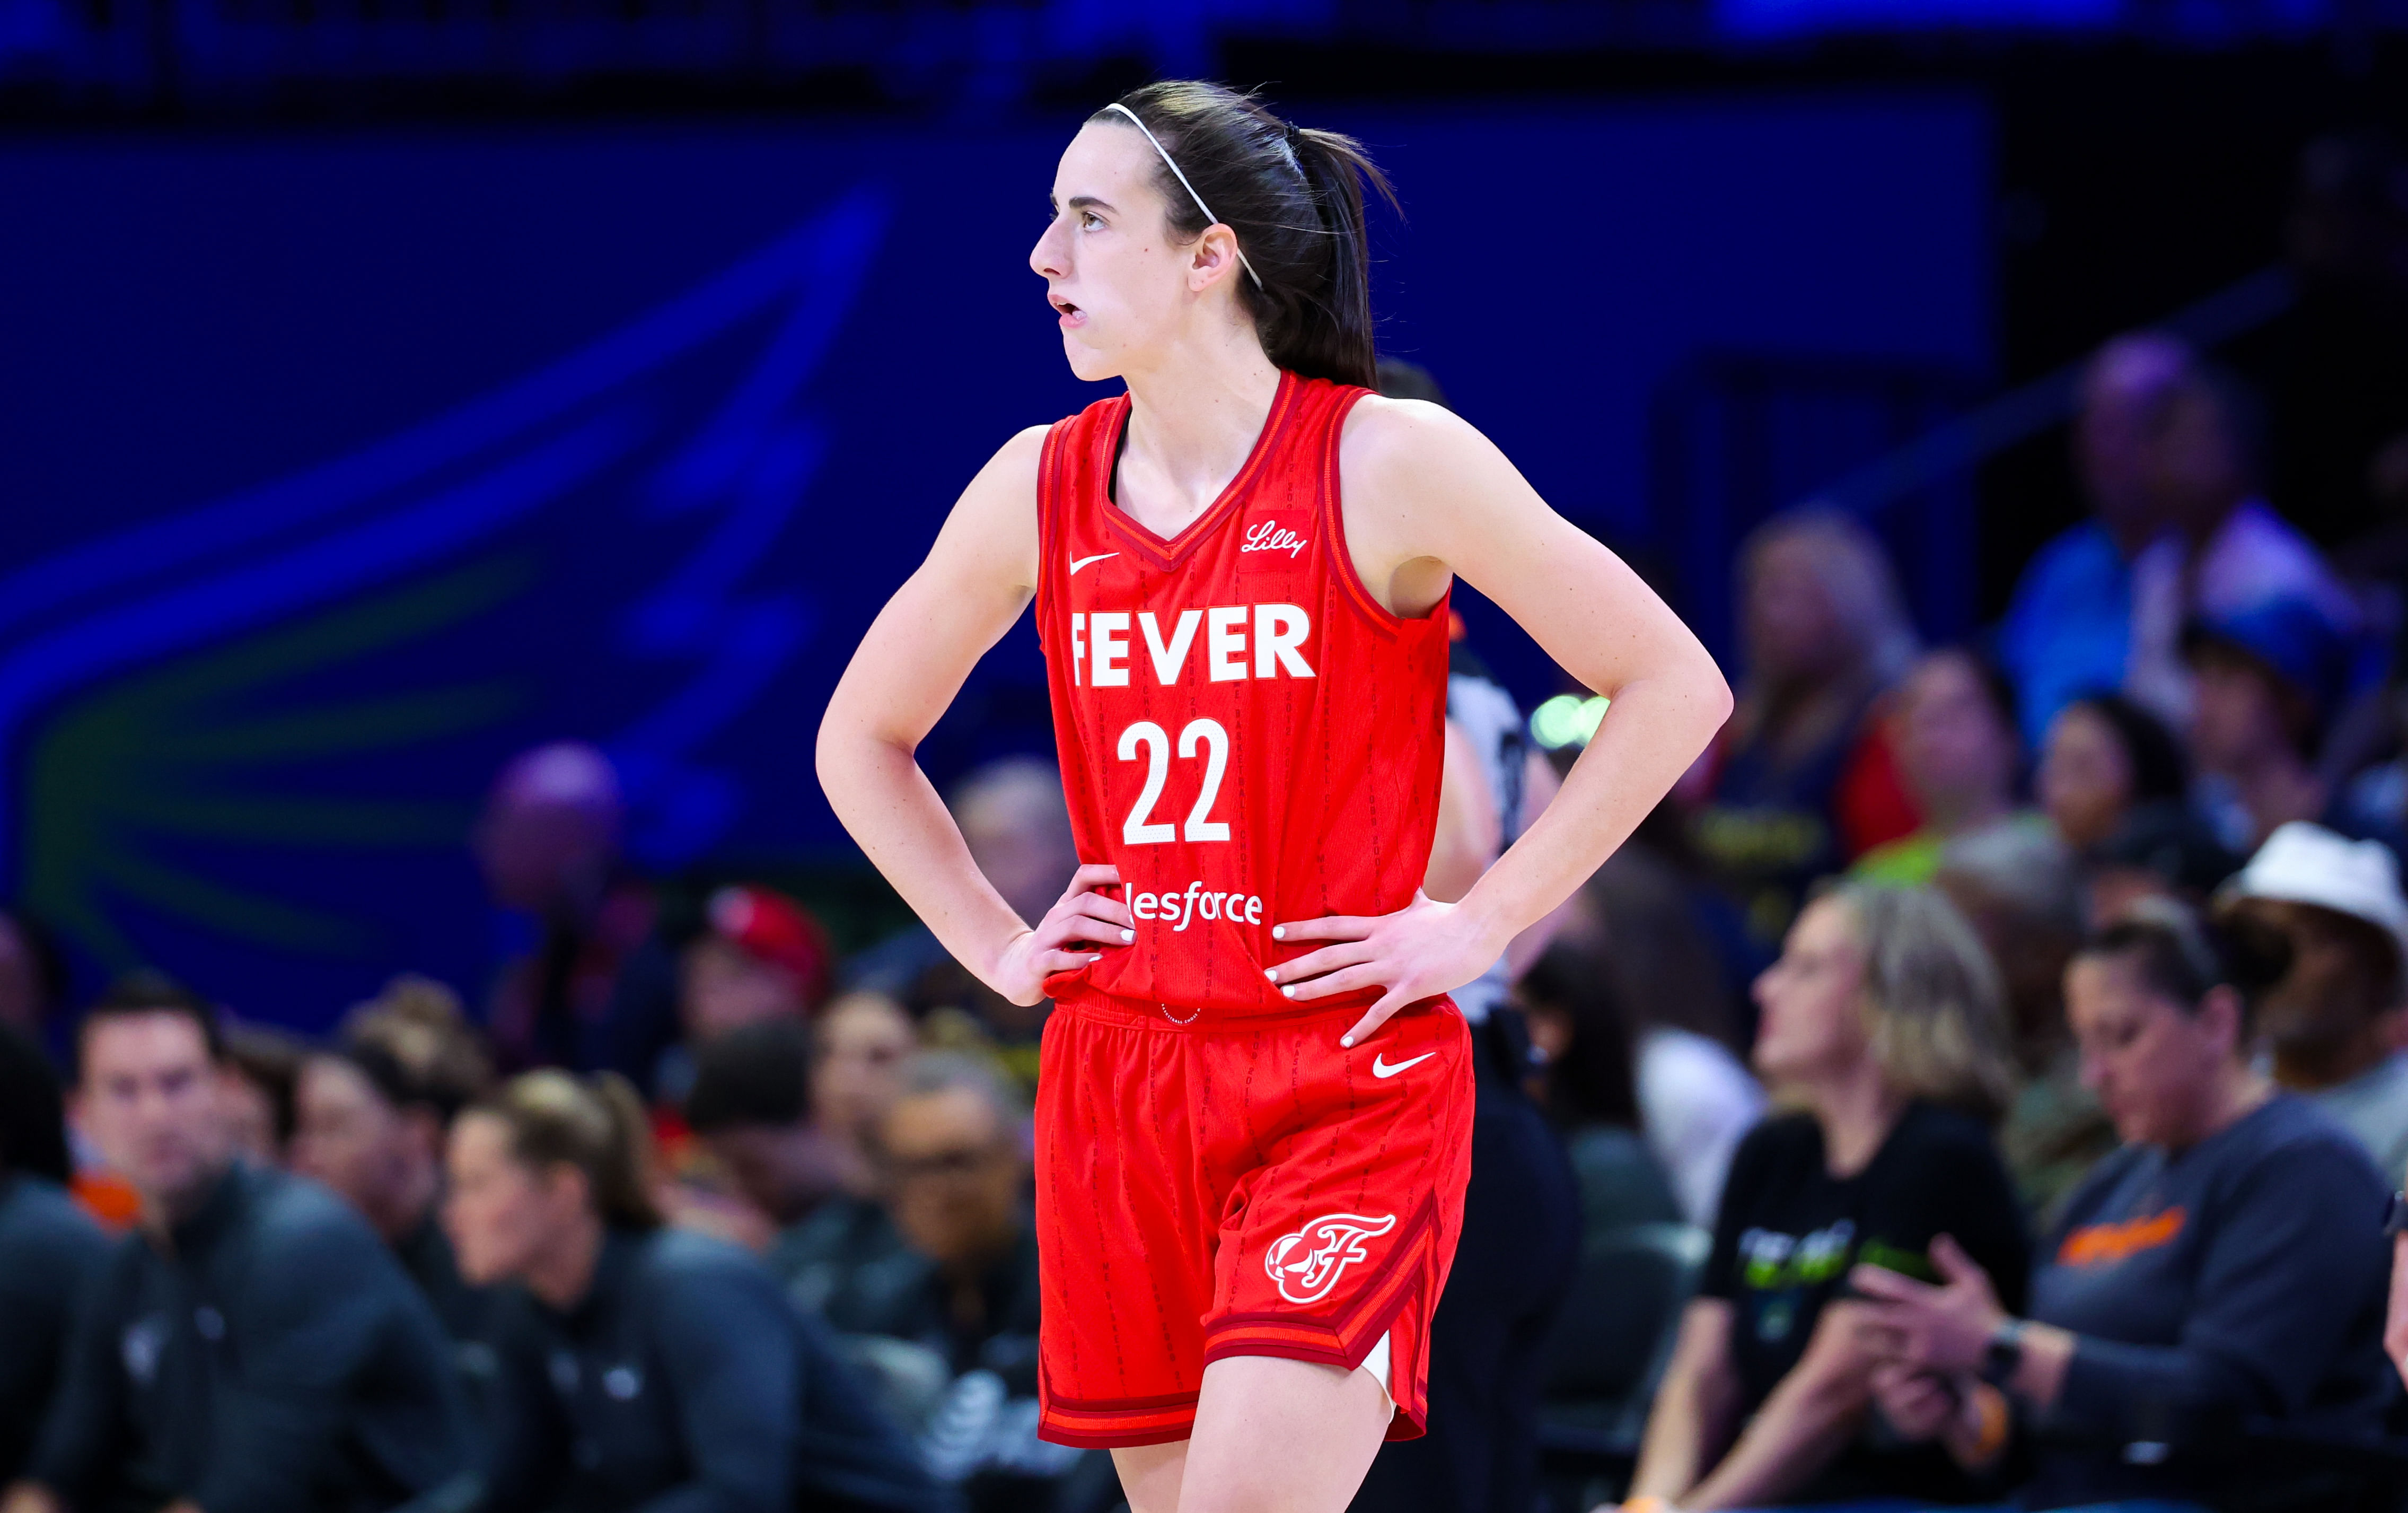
816,990,920,1201
1996,333,2189,745
2127,363,2369,733
1518,942,1682,1251
478,741,672,1079
1936,824,2114,1221
1694,509,1920,945
1561,853,1767,1228
686,1019,918,1315
858,1054,1067,1500
654,884,835,1103
850,759,1076,1096
0,1024,105,1486
8,979,474,1513
291,975,496,1340
2081,799,2244,929
2036,691,2190,856
447,1069,947,1513
217,1021,303,1165
1626,884,2026,1511
2184,598,2375,852
1859,903,2393,1510
0,909,67,1062
2218,823,2408,1185
1855,649,2037,886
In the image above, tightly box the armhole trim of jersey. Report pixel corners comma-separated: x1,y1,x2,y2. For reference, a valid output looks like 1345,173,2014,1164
1035,415,1076,629
1321,388,1425,640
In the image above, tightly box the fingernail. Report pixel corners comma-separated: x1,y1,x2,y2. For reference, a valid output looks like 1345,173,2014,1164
1272,925,1285,940
1340,1035,1354,1048
1264,968,1278,982
1280,986,1295,999
1121,930,1134,942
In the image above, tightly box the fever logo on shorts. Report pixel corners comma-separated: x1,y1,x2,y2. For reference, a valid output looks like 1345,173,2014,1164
1263,1212,1398,1304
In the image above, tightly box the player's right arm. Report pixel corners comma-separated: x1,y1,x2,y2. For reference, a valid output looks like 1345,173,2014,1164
816,426,1133,1006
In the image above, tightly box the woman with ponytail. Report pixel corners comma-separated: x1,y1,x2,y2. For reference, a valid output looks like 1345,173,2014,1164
819,78,1731,1512
444,1071,948,1513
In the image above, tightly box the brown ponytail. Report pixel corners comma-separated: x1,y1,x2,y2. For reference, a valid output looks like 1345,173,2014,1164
473,1069,662,1230
1092,82,1396,390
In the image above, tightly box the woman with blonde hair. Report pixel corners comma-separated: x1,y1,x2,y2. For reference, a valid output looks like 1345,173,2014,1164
1620,882,2028,1511
444,1070,947,1513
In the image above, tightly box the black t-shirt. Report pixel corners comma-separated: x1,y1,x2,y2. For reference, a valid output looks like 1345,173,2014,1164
1703,1102,2030,1506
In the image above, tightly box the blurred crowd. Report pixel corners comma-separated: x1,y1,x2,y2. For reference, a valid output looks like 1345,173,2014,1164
12,142,2408,1513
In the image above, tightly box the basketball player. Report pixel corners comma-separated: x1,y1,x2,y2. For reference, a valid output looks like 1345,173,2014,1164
818,81,1731,1513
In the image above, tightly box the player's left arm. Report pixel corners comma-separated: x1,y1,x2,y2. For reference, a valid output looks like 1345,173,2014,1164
1272,398,1733,1045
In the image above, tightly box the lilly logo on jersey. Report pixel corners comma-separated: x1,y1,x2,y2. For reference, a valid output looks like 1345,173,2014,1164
1132,882,1263,931
1264,1212,1398,1305
1239,514,1310,559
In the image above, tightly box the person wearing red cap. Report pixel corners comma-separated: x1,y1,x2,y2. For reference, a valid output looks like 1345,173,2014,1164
682,886,837,1044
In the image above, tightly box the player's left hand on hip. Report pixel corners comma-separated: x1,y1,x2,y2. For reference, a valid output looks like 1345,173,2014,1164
1268,889,1503,1046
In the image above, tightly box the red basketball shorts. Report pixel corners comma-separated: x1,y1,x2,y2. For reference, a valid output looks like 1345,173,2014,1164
1032,989,1475,1449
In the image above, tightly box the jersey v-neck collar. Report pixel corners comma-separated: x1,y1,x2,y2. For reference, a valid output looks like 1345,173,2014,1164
1097,370,1299,572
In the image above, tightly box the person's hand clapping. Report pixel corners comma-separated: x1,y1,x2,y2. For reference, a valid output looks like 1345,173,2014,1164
990,863,1131,1005
1267,889,1506,1047
1851,1234,2009,1375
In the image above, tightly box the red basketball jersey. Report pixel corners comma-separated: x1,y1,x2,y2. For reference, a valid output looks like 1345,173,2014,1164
1034,371,1452,1020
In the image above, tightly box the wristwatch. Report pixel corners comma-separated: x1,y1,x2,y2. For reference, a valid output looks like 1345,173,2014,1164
1978,1318,2027,1388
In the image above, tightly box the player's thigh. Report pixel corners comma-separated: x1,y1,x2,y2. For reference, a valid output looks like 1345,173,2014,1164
1111,1440,1188,1513
1176,1354,1393,1513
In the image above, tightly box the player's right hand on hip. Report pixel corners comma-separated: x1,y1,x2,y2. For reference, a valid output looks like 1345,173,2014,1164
990,863,1132,1005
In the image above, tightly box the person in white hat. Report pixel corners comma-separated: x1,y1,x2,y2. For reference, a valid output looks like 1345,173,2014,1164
2217,821,2408,1186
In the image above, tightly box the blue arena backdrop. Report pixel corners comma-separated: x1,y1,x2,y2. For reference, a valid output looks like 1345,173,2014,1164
0,96,1990,1027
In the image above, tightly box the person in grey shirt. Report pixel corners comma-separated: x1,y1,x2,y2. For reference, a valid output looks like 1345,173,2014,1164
2217,822,2408,1185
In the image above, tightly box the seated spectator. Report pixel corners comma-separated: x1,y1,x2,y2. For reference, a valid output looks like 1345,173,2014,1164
0,909,68,1064
1571,820,1768,1227
6,978,474,1513
1858,903,2393,1509
2185,598,2379,853
816,990,921,1200
1693,509,1920,944
686,1019,919,1318
445,1069,947,1513
2217,822,2408,1185
218,1020,303,1165
477,741,672,1081
1855,648,2040,886
1517,943,1682,1252
654,884,836,1103
0,1024,105,1486
1937,824,2114,1221
2127,361,2370,733
2036,692,2190,856
2080,799,2243,929
291,975,496,1339
1625,883,2027,1510
855,1054,1074,1497
1996,333,2187,746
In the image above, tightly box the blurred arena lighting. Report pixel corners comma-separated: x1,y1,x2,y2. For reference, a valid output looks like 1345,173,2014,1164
1531,694,1611,752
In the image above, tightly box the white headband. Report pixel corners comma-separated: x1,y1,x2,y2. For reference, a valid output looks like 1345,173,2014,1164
1102,102,1264,291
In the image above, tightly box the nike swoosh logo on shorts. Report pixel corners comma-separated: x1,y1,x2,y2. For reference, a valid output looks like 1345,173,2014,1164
1370,1051,1436,1079
1069,552,1118,575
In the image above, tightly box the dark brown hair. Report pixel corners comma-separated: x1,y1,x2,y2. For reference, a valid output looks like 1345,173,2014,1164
471,1070,662,1230
1092,81,1395,389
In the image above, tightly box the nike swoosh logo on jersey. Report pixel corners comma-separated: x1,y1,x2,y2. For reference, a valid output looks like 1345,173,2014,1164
1068,552,1118,575
1370,1051,1436,1079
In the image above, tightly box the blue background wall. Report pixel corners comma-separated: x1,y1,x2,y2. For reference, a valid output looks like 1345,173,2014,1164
0,94,1991,1026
